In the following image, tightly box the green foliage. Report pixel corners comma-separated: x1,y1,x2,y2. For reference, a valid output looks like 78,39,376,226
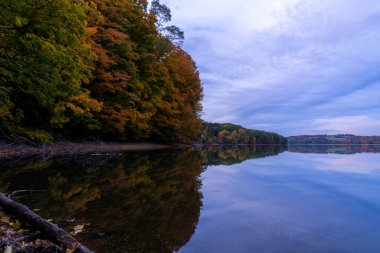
0,0,102,141
0,86,12,119
201,122,287,145
288,135,380,145
12,127,54,144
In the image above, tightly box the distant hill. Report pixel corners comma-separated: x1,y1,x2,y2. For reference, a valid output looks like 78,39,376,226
288,135,380,145
200,122,287,145
288,144,380,154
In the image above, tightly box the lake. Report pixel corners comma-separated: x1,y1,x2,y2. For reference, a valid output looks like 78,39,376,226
1,145,380,253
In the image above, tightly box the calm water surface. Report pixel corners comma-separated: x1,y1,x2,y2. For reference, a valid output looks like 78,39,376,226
1,145,380,253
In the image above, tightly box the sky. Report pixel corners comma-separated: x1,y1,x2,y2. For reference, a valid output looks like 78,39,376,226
160,0,380,136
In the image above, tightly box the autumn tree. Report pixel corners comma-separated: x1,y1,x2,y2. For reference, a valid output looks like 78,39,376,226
150,0,184,58
201,122,287,145
86,0,140,139
151,48,203,143
88,0,168,140
88,0,203,142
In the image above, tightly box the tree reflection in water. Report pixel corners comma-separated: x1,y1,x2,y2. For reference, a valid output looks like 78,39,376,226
0,145,285,252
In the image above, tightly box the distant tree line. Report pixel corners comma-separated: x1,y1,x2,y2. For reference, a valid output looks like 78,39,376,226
200,122,287,145
288,135,380,145
0,0,202,143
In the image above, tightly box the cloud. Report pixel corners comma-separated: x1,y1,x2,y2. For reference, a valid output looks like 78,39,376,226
161,0,380,136
313,115,380,135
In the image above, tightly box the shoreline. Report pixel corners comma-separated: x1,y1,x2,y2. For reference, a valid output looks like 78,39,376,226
0,142,190,158
0,142,292,159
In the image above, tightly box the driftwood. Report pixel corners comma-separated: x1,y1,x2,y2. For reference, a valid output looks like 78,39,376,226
0,192,94,253
8,190,45,199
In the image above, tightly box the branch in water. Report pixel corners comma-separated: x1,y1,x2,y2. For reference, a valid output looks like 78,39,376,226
0,192,94,253
8,190,45,199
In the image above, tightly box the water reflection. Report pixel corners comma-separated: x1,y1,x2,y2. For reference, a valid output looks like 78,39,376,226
198,145,286,166
288,144,380,154
1,145,380,252
0,146,283,252
1,150,204,252
180,147,380,253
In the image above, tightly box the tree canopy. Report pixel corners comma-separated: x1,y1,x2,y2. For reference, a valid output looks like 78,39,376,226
0,0,203,143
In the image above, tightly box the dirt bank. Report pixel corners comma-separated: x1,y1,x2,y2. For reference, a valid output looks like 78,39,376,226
0,142,188,158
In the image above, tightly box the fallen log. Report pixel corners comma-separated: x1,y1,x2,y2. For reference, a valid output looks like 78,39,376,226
0,192,94,253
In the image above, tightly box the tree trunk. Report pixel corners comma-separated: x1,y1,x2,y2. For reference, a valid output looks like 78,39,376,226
0,192,94,253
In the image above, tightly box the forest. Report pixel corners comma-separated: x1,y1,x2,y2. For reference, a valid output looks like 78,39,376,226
200,122,287,145
288,135,380,145
0,0,203,143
